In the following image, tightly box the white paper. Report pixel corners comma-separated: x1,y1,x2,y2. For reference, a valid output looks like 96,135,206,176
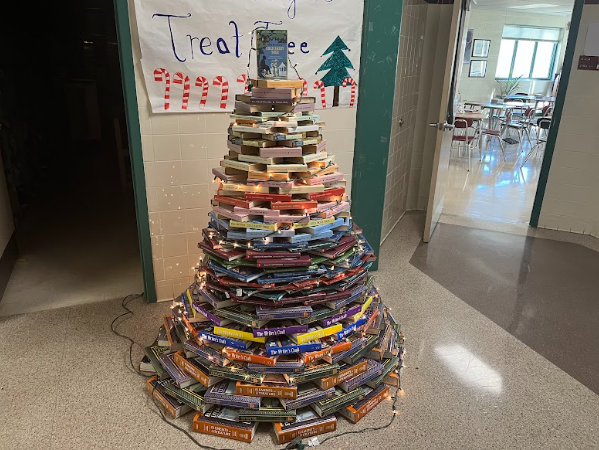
583,22,599,57
133,0,364,113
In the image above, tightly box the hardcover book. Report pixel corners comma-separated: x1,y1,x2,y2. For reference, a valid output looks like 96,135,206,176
340,384,390,424
273,409,337,444
279,384,335,411
192,408,258,443
147,377,192,419
204,380,262,409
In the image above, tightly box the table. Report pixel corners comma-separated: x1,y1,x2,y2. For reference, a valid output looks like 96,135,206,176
506,95,556,103
456,112,487,121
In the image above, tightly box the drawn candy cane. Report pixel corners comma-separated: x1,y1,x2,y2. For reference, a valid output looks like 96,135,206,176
173,72,190,110
237,74,249,93
314,80,326,109
153,68,170,110
213,76,229,109
195,76,209,109
342,77,357,107
300,78,308,97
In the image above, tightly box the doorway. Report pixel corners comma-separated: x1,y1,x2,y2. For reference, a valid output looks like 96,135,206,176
0,0,144,315
428,0,575,236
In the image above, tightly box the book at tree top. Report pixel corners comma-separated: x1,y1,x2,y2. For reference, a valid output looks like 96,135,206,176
140,29,405,444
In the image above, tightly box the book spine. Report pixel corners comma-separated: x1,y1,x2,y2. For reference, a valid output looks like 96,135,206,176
253,324,309,338
342,386,389,424
256,257,312,268
322,305,362,327
146,379,178,418
266,342,322,356
295,324,342,344
301,347,333,364
259,147,303,157
174,352,211,387
200,331,249,350
274,419,337,444
214,195,251,209
236,382,297,399
224,349,276,367
214,326,266,343
316,360,368,390
192,302,225,326
193,420,253,443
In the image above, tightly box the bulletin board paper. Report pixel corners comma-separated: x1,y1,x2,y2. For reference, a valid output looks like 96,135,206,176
133,0,364,113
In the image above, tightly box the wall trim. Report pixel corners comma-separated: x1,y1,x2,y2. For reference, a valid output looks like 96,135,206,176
530,0,584,227
380,211,407,246
113,0,157,303
0,232,18,301
351,0,404,270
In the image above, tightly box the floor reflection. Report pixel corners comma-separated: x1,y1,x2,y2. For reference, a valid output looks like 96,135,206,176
435,344,503,394
444,137,543,224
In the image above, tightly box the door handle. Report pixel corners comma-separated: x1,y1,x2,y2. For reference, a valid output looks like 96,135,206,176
429,122,455,131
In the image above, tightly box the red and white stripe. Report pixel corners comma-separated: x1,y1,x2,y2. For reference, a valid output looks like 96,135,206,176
213,76,229,109
300,78,308,97
342,77,357,107
173,72,190,110
153,68,170,110
314,80,326,109
195,76,209,109
237,74,249,93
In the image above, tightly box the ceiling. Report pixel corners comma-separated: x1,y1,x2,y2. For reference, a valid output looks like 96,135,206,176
472,0,574,16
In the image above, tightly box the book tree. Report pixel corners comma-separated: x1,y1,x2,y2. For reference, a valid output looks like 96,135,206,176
142,44,404,445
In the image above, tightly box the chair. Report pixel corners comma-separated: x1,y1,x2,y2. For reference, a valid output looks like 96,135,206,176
452,118,478,171
500,110,527,150
521,118,551,167
480,118,506,161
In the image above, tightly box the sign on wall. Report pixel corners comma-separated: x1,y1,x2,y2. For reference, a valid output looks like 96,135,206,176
133,0,364,113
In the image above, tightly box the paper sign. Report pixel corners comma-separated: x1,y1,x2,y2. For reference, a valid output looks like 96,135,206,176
133,0,364,113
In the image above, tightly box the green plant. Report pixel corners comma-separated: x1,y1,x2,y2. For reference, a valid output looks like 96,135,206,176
496,76,523,97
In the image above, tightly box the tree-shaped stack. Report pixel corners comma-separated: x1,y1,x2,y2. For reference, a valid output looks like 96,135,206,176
143,78,405,445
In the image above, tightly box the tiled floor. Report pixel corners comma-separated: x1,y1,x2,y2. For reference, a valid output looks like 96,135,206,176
411,222,599,395
443,135,544,225
1,213,598,449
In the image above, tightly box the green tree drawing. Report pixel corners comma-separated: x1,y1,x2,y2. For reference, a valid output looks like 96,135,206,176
315,36,354,107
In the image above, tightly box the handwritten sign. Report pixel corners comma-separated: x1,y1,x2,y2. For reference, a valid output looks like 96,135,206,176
133,0,364,113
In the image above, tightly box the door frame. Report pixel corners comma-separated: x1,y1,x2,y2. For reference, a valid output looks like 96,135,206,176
530,0,585,227
113,0,157,303
351,0,404,270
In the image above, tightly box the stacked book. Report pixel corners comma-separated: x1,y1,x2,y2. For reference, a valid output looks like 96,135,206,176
142,78,405,444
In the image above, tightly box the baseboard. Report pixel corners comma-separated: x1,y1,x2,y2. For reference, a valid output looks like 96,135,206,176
380,211,407,245
0,232,18,300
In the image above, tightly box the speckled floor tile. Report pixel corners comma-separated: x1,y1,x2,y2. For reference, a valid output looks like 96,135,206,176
0,213,598,449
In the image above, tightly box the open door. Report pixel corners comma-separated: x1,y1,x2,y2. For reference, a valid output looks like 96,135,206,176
423,0,468,242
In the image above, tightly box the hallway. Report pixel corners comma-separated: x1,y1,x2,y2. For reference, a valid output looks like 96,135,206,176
1,213,598,449
0,183,143,317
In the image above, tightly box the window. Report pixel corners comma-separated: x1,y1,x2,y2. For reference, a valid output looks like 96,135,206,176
495,25,561,80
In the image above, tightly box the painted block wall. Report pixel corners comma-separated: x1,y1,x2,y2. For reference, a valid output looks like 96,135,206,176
382,0,428,242
127,0,358,301
0,154,14,255
458,10,569,102
537,5,599,237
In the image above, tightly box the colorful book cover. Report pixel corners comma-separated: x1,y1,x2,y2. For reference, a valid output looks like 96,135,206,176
256,29,288,80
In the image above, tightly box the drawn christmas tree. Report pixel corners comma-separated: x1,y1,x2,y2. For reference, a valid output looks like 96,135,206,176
316,36,354,107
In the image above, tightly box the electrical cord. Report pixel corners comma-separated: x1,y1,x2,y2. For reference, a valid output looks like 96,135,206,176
112,290,403,450
110,292,149,377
